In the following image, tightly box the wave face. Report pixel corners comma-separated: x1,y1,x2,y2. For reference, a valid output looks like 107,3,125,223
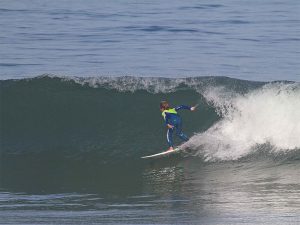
1,76,299,164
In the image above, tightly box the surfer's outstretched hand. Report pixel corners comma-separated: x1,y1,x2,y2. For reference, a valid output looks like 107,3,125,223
191,106,197,111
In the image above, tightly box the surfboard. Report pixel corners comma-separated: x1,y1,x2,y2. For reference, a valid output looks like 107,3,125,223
141,148,181,159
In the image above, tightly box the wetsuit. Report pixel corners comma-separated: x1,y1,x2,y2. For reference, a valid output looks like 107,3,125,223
162,105,191,147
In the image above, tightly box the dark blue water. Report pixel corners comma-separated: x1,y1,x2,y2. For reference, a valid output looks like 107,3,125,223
0,0,299,81
1,1,300,224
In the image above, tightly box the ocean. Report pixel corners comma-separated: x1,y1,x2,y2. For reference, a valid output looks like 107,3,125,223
1,1,300,225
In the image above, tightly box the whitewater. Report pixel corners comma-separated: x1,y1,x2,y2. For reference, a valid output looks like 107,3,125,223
185,82,300,161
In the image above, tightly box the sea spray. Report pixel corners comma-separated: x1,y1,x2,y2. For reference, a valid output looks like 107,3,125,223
184,83,300,161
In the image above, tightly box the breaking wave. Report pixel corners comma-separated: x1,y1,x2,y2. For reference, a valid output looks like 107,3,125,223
1,75,299,163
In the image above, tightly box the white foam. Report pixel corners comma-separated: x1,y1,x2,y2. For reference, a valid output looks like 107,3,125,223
59,75,224,93
184,83,300,161
63,76,188,93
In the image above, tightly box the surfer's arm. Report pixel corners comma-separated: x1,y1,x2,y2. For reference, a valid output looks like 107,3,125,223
165,115,170,126
175,105,192,111
164,114,174,128
175,105,197,111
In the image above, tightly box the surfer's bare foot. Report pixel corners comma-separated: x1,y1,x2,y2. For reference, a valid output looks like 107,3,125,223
167,147,174,152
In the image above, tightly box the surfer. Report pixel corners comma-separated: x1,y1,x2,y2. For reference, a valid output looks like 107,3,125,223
160,101,196,152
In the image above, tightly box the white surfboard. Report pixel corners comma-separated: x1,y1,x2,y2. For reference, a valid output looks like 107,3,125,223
141,148,181,159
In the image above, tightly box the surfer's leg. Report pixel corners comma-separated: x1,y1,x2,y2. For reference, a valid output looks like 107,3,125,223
175,123,189,142
167,127,174,148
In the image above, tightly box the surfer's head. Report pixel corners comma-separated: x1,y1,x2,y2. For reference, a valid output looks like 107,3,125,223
160,101,170,111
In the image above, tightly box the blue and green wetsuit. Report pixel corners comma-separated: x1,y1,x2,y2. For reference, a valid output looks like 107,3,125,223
162,105,191,147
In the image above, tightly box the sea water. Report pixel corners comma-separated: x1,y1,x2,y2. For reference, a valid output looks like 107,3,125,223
0,0,299,81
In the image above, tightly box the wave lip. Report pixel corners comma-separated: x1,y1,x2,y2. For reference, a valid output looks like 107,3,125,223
185,82,300,161
59,75,265,93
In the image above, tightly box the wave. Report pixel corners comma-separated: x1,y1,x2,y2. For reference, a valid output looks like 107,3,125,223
1,75,299,164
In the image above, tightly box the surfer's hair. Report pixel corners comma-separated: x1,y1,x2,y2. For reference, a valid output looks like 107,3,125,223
160,101,170,110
